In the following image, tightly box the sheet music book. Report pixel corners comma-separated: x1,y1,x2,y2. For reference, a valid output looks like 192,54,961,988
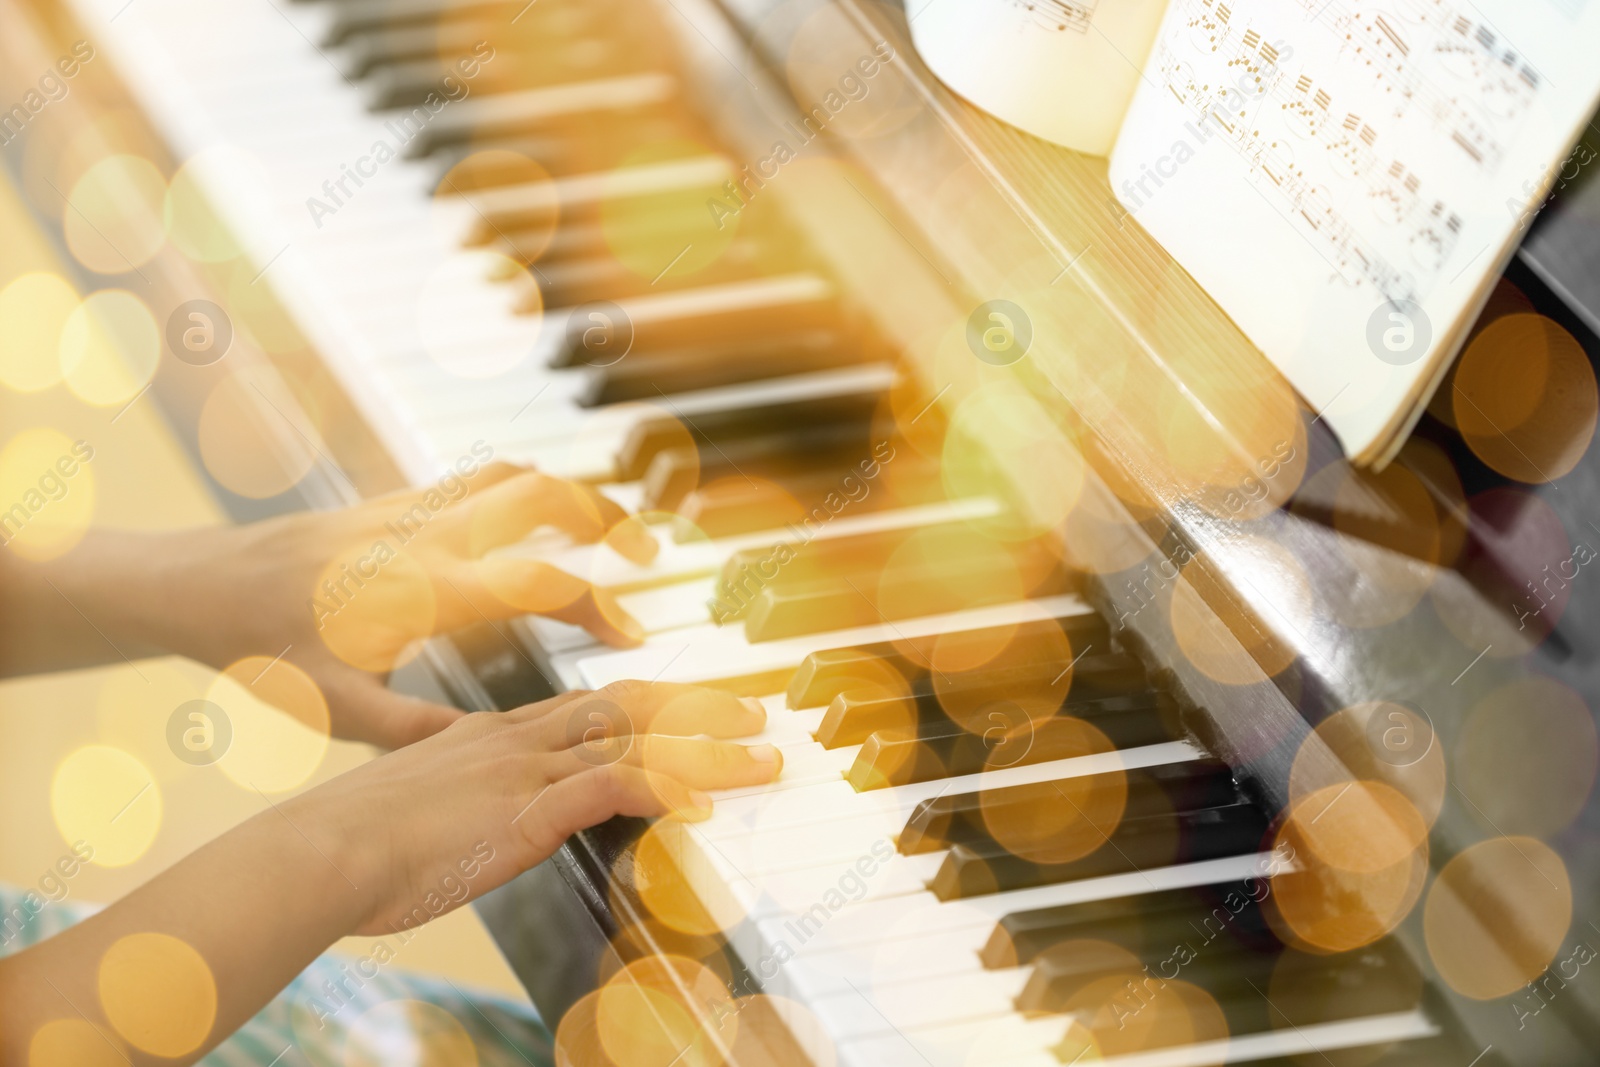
914,0,1600,465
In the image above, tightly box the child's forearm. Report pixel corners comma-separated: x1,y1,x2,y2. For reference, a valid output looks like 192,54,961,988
0,531,181,678
0,793,370,1066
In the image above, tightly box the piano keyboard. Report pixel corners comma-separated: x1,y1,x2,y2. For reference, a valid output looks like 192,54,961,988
66,0,1490,1063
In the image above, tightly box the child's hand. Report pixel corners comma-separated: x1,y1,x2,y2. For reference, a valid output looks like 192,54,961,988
286,681,779,936
153,464,659,749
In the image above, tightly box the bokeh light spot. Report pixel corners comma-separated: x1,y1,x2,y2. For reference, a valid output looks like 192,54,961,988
51,745,161,867
209,656,330,794
1425,836,1572,1000
27,1018,130,1067
98,932,217,1057
0,426,95,561
59,289,159,406
1453,314,1598,483
64,154,167,274
0,272,77,392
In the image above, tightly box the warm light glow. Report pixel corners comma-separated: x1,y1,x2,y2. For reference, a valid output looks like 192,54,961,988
1454,313,1598,483
64,155,167,274
51,745,161,867
0,426,95,561
209,656,331,795
195,372,318,499
97,932,217,1057
1454,676,1598,838
27,1019,130,1067
0,272,77,392
59,289,159,406
1425,836,1573,1000
630,818,746,937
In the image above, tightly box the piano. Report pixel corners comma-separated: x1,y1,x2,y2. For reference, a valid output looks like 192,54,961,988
5,0,1599,1062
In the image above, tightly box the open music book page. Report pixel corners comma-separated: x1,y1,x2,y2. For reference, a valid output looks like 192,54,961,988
1106,0,1600,466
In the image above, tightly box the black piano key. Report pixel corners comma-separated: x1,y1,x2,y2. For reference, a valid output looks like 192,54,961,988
341,23,488,79
677,462,942,541
547,277,847,368
785,613,1111,708
404,81,680,162
743,549,1077,643
981,879,1281,968
362,47,653,111
845,702,1175,791
1045,939,1422,1060
714,511,961,620
578,332,863,407
639,423,874,512
927,800,1270,899
815,653,1151,748
321,0,519,46
898,758,1239,855
616,391,881,481
515,235,786,309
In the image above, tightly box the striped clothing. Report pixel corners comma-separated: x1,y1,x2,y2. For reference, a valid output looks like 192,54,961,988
0,884,553,1066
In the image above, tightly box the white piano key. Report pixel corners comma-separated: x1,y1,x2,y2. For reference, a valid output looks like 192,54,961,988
810,967,1030,1042
706,742,1203,839
515,496,1006,595
563,593,1096,688
838,1013,1070,1067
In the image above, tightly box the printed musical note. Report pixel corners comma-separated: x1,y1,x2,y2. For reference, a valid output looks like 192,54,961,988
1009,0,1097,33
1143,0,1557,302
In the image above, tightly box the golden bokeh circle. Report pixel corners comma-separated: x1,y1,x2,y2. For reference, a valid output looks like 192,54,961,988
0,272,77,392
97,932,217,1057
209,656,330,795
59,289,160,406
724,995,835,1067
942,382,1085,538
344,1000,478,1067
27,1018,130,1067
602,139,739,281
1269,794,1428,954
1454,675,1598,838
1453,313,1598,483
0,426,95,561
1425,836,1572,1000
1287,781,1428,874
164,149,252,263
64,154,168,274
195,373,319,499
314,545,438,673
631,818,747,937
598,955,734,1067
51,745,161,867
1290,703,1446,831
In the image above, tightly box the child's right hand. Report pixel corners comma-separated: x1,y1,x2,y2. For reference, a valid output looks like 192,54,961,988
280,681,781,937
